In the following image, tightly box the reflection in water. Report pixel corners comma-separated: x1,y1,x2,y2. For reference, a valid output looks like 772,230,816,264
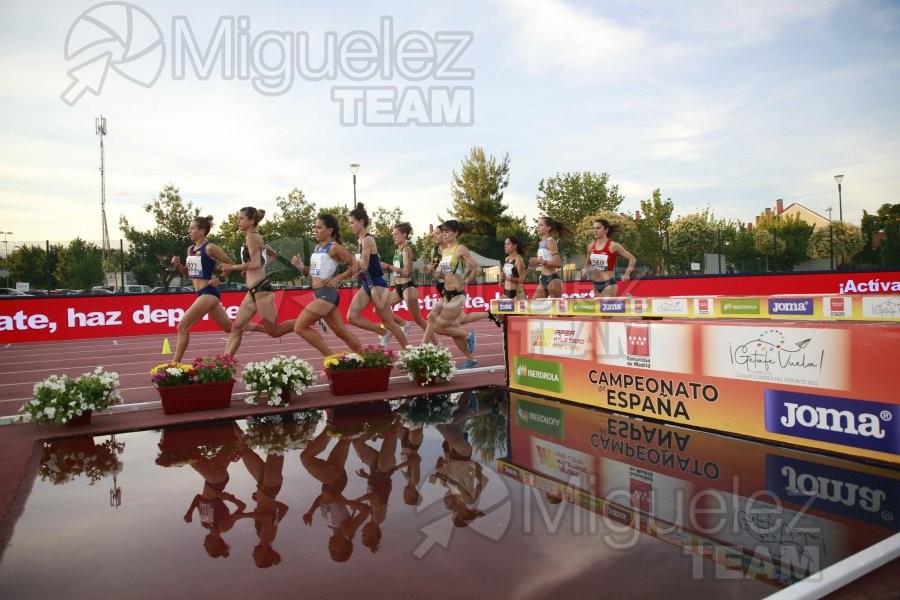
3,388,896,598
159,423,248,559
501,392,900,589
39,436,124,486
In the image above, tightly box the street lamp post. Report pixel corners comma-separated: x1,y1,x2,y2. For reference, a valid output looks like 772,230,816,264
827,207,835,271
349,163,360,204
834,174,844,222
1,231,12,289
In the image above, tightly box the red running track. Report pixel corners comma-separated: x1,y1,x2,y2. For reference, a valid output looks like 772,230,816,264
0,319,507,419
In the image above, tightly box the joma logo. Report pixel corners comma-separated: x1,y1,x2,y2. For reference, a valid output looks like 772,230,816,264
780,402,885,438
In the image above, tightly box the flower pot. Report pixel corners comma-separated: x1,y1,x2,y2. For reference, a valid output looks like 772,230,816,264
156,379,235,415
65,410,93,427
326,367,392,396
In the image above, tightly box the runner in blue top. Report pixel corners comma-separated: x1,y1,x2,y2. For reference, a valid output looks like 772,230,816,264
346,203,410,349
169,215,267,363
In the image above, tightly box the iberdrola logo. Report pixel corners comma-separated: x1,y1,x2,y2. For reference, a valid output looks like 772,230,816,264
513,357,563,394
516,362,528,379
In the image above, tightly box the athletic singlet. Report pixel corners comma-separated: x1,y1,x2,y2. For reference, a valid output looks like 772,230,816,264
588,239,617,272
537,238,556,263
436,243,463,276
240,244,267,268
430,245,442,268
321,501,351,530
186,242,216,280
356,234,384,280
391,245,412,283
502,255,520,279
309,242,338,278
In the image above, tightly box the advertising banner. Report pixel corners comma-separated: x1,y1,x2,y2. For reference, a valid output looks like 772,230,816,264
492,294,900,322
502,393,900,586
506,316,900,464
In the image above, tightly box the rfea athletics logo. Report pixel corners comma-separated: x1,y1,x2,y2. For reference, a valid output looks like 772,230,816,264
764,389,897,454
768,298,814,316
513,357,563,393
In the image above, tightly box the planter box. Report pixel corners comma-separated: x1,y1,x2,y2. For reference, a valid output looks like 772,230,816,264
326,367,392,396
156,379,235,415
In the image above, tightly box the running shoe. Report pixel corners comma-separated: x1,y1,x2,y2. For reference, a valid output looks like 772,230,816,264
459,359,479,370
488,311,502,328
380,329,393,347
402,321,412,337
466,331,477,354
318,319,328,333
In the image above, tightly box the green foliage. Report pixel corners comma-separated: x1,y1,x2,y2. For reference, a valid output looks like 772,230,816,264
449,147,512,257
53,239,105,290
807,221,864,267
537,171,625,231
755,213,814,271
637,190,674,275
668,211,717,273
119,183,196,273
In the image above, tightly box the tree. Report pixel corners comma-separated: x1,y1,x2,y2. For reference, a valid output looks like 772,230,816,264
54,239,105,290
119,183,199,279
637,189,674,275
266,187,318,239
668,211,717,274
8,244,53,291
371,206,405,259
536,171,625,231
754,213,813,271
858,204,900,267
449,147,511,257
808,221,864,268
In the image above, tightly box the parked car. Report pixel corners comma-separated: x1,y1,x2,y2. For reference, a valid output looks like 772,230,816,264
115,285,153,294
91,287,115,295
0,287,32,296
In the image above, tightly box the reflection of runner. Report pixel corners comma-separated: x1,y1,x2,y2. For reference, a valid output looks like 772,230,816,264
400,426,424,507
431,399,489,528
301,428,371,562
239,435,289,569
353,421,409,553
181,424,251,559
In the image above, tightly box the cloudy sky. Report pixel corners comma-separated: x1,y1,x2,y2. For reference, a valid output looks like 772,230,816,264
1,0,898,247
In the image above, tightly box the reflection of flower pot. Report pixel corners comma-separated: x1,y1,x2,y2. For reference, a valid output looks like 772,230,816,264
159,424,239,451
325,401,394,438
156,380,235,415
326,367,391,396
65,410,93,427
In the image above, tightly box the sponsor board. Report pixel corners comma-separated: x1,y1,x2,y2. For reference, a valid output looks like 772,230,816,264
572,299,597,314
862,297,900,319
768,298,814,316
694,298,714,316
599,300,627,314
529,299,553,313
556,299,569,313
630,298,648,314
720,298,761,315
822,297,852,318
764,389,897,454
527,320,591,359
596,321,694,374
702,325,850,390
497,300,515,312
513,356,564,393
531,437,595,491
765,455,899,528
651,298,689,316
516,398,564,438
